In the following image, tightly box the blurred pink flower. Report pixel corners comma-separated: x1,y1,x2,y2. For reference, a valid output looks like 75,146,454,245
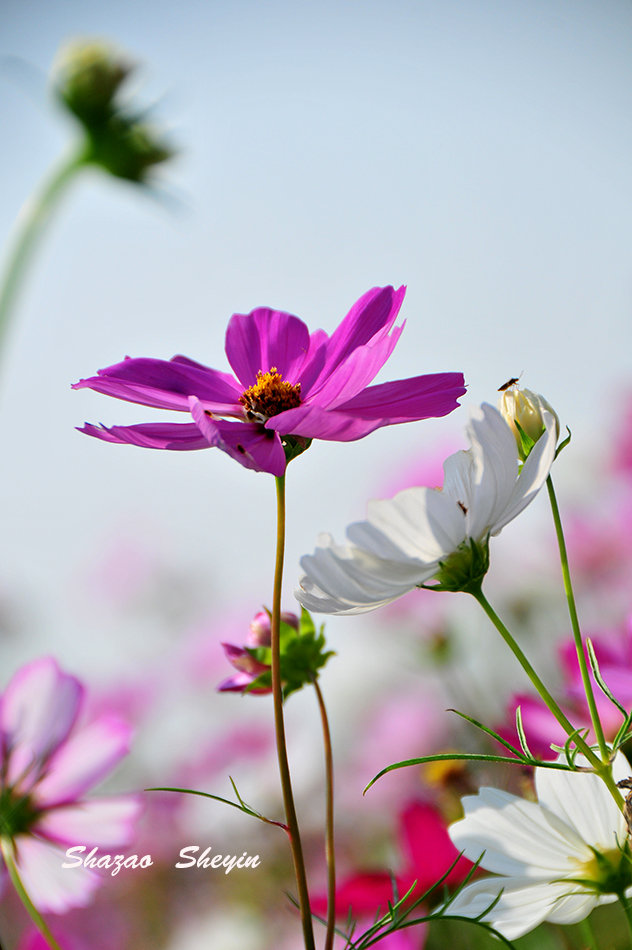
313,801,471,934
503,619,632,757
73,286,465,476
0,657,141,914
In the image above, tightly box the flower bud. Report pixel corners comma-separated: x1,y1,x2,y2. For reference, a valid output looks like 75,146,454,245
52,38,174,183
248,610,299,647
53,40,131,126
499,386,559,459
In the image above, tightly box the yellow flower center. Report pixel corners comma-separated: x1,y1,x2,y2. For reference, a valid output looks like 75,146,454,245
240,368,302,422
568,846,632,895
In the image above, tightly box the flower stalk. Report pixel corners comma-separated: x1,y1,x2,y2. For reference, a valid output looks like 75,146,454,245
272,475,315,949
471,587,623,809
0,837,64,950
312,677,336,950
546,474,609,761
0,148,87,359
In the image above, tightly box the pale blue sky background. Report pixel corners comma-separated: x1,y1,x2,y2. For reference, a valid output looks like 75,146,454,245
0,0,631,673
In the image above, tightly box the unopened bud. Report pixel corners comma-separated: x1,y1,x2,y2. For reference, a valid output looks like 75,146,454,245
248,610,299,647
53,40,131,126
499,386,559,459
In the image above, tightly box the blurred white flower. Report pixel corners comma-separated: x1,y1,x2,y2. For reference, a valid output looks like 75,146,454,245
447,753,632,940
297,403,557,613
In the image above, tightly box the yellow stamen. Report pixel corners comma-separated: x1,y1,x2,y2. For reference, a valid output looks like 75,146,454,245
240,368,302,421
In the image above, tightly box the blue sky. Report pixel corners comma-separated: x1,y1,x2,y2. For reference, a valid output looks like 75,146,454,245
0,0,631,669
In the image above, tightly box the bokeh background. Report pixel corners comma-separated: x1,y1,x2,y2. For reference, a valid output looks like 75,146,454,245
1,1,631,948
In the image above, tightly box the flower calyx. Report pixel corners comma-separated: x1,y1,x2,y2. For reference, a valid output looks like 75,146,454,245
219,608,334,700
422,538,490,594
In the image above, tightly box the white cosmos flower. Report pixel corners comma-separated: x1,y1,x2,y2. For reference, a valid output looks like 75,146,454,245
296,403,558,614
447,753,632,940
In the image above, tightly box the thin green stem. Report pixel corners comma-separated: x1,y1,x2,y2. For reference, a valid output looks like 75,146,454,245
272,475,315,950
0,837,65,950
0,146,87,359
618,891,632,942
576,916,597,950
546,475,609,761
313,677,336,950
471,588,623,808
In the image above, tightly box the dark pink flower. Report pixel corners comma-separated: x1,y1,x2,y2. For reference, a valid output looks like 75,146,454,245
313,802,472,921
73,286,465,476
0,657,140,914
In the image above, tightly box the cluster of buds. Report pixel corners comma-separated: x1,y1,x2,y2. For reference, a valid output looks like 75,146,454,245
218,608,333,700
52,39,173,183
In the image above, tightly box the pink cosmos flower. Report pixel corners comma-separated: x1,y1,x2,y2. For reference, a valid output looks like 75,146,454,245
0,657,141,914
217,610,299,693
72,286,466,476
502,620,632,757
313,802,471,923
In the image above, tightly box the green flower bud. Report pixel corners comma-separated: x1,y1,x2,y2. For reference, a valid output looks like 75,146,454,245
499,386,559,460
53,40,131,127
52,39,174,183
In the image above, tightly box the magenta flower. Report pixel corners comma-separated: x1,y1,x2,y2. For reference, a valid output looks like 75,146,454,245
73,286,466,476
0,657,140,914
218,611,300,693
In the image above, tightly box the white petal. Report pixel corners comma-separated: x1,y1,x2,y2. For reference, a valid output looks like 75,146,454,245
465,405,519,539
1,658,83,789
492,408,557,534
297,533,434,615
450,786,590,877
364,487,464,561
13,835,100,914
535,752,629,851
36,796,142,848
447,876,596,940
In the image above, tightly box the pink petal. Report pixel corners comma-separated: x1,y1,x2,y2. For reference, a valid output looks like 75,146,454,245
189,397,287,475
400,801,471,889
315,285,406,382
78,422,212,450
267,374,465,442
224,308,311,387
34,716,133,805
312,871,406,917
35,796,142,848
73,357,242,413
266,404,385,441
2,658,83,790
13,835,100,914
336,373,467,420
308,323,405,408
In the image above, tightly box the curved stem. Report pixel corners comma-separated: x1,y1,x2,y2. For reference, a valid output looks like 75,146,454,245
0,837,65,950
546,475,608,761
471,588,623,808
0,147,87,360
313,677,336,950
272,475,315,949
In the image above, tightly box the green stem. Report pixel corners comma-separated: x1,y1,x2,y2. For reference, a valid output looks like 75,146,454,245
272,475,315,950
313,677,336,950
576,916,598,950
471,588,623,808
546,475,609,761
0,837,65,950
618,891,632,942
0,146,87,359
